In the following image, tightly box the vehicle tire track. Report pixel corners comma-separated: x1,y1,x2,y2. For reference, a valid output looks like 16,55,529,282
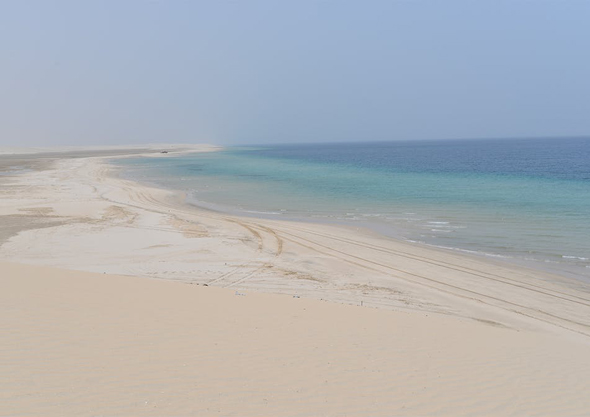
266,222,590,305
276,228,590,336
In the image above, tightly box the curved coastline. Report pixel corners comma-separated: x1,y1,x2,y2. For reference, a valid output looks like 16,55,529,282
3,147,590,332
114,143,590,284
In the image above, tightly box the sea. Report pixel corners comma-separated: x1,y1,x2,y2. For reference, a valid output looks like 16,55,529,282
114,137,590,282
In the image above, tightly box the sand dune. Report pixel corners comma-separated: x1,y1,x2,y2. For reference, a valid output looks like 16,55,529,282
2,148,590,415
2,261,590,416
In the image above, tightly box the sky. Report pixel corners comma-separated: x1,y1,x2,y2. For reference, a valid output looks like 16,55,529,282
1,1,589,146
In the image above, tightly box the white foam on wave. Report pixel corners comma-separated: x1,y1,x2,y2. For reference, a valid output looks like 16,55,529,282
428,224,466,230
562,255,589,261
428,221,450,225
430,244,511,259
244,210,282,215
385,216,421,222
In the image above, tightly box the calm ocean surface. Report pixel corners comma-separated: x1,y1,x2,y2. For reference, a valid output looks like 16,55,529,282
115,138,590,281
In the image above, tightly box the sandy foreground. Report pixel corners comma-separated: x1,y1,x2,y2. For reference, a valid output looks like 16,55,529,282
1,145,590,416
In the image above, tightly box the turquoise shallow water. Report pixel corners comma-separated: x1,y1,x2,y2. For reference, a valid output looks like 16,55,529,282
115,138,590,281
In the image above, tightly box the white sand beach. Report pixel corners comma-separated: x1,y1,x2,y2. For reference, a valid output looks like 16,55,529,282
2,146,590,416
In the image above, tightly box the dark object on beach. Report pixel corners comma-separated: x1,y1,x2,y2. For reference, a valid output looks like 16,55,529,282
160,151,168,154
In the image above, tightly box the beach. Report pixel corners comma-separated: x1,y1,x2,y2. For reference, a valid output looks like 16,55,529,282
2,146,590,416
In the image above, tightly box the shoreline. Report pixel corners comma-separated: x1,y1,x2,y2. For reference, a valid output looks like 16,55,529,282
115,148,590,284
111,150,590,299
1,146,590,335
114,146,590,284
180,193,590,285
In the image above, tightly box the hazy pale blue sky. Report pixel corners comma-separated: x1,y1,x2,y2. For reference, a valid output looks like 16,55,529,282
1,1,589,146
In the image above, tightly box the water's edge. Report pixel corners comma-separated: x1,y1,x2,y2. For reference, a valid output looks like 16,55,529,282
110,145,590,285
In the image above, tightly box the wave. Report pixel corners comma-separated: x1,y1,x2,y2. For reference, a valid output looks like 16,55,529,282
244,210,282,215
562,255,589,261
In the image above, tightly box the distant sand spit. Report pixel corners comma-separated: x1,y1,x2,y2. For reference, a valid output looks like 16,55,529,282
1,146,590,415
2,261,590,416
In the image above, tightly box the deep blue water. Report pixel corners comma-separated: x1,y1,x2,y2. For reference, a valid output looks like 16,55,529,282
116,138,590,281
252,138,590,181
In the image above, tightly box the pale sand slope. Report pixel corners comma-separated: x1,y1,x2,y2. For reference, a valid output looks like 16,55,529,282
1,148,590,415
2,261,590,416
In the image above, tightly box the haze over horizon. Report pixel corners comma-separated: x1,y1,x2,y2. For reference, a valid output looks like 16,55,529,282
1,1,589,147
